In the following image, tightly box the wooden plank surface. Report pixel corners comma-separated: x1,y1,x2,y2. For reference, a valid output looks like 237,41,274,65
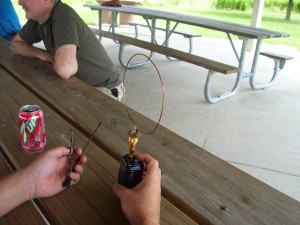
0,66,197,225
1,38,300,224
0,150,47,225
85,5,290,39
94,30,239,74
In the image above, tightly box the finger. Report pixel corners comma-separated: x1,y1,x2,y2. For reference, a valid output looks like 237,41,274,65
137,153,153,163
69,172,81,184
78,155,87,165
112,184,127,198
73,164,84,175
138,154,159,174
50,146,73,157
74,147,83,156
138,154,159,167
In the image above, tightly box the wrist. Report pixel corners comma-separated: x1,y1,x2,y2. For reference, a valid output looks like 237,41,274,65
131,216,160,225
142,219,160,225
20,166,36,200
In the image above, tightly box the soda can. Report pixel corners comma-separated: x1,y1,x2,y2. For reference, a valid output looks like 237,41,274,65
18,105,46,153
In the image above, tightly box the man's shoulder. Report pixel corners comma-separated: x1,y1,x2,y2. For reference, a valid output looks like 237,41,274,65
52,2,88,31
22,19,39,31
53,1,79,18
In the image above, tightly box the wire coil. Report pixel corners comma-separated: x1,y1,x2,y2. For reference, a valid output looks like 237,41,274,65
123,53,164,135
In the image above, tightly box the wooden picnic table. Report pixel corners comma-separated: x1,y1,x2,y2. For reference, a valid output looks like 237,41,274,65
0,37,299,224
84,5,292,103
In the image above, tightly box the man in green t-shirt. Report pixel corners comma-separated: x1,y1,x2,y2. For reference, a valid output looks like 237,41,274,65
11,0,123,101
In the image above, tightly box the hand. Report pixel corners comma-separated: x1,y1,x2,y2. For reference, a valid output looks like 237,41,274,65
25,146,87,199
113,154,161,225
37,50,54,62
11,34,54,63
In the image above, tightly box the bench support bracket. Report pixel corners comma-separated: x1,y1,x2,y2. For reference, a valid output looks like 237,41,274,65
250,60,281,90
250,53,293,90
204,70,241,104
118,43,154,68
204,39,248,104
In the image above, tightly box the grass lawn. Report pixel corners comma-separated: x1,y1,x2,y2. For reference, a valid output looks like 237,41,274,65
12,2,300,50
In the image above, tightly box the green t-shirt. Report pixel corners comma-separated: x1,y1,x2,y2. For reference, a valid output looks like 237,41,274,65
19,1,121,89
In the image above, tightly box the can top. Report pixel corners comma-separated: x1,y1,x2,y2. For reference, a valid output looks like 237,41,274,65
20,105,40,113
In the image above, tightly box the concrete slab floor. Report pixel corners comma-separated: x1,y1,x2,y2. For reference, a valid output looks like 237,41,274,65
100,26,300,202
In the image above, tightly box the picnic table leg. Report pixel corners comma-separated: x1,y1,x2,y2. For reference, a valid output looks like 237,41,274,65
204,70,240,104
118,43,154,68
109,12,120,44
204,39,248,103
164,21,183,61
250,60,281,90
249,39,293,90
98,10,103,41
143,17,158,44
151,18,156,44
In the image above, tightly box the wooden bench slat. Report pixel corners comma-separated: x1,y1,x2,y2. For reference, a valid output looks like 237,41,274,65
94,29,239,75
0,66,198,225
2,38,299,225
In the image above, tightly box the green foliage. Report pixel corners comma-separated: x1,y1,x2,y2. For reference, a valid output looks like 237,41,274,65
213,0,252,11
213,0,300,12
141,0,209,7
295,1,300,12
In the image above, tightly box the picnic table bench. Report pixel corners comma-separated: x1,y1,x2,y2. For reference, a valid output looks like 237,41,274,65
91,29,240,104
85,4,292,104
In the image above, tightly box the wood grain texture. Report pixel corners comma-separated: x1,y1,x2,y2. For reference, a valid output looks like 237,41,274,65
85,5,290,39
1,38,299,224
0,66,197,225
94,29,239,74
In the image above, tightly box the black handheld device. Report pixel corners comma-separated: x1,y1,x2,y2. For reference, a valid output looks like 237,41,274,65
118,154,144,188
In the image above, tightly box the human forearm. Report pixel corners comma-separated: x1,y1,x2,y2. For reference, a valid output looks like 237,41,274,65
52,44,78,79
11,40,53,62
11,41,76,79
0,168,33,217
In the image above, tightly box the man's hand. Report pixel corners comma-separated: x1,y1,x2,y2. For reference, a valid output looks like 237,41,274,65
0,146,87,217
11,34,54,62
26,146,87,199
113,154,161,225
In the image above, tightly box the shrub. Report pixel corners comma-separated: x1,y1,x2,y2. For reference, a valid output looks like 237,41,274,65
213,0,300,12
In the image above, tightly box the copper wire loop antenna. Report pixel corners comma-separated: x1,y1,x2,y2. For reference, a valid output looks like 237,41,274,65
123,53,164,135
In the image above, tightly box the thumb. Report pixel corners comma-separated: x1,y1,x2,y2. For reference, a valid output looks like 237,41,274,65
49,146,71,158
112,183,127,198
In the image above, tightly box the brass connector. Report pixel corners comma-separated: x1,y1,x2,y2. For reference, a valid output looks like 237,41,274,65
128,126,141,157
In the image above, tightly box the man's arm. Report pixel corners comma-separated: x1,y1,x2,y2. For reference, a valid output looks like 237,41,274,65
53,44,78,79
0,166,33,217
11,34,54,62
0,147,86,217
11,35,78,79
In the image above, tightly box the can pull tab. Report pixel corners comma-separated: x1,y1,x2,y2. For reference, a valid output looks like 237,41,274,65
128,126,141,157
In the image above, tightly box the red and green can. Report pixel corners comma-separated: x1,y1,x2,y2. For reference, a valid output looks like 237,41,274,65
18,105,46,153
